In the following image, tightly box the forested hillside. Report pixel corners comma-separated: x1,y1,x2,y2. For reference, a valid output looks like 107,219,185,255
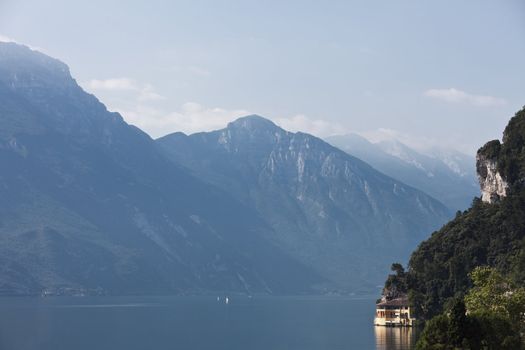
383,107,525,320
381,107,525,348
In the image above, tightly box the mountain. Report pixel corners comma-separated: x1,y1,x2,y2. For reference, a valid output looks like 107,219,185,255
326,134,478,211
383,106,525,319
0,42,323,296
157,116,453,292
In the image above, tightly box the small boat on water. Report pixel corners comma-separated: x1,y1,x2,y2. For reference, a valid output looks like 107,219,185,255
225,297,229,304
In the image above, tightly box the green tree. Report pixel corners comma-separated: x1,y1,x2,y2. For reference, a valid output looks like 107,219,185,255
382,263,408,300
472,312,523,350
416,309,521,350
465,266,525,329
415,314,450,350
391,262,405,276
416,267,525,349
447,299,468,347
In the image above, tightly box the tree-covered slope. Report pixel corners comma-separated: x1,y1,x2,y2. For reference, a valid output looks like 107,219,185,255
394,107,525,319
409,193,525,318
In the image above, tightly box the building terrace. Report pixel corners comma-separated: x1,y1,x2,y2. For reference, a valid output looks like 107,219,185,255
374,296,415,327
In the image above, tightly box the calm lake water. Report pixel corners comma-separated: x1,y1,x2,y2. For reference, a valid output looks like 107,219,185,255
0,296,417,350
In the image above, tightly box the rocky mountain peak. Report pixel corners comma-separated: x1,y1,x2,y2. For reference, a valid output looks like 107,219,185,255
212,115,288,154
158,114,452,291
0,42,73,90
0,42,126,142
227,115,281,133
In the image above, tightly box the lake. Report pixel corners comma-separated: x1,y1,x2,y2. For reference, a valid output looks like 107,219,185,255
0,296,417,350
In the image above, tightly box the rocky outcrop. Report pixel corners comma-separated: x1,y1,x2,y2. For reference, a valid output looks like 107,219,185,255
476,107,525,204
476,141,508,203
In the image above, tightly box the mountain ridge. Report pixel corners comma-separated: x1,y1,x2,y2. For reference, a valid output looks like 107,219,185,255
326,133,478,210
0,42,323,296
158,115,453,291
0,41,453,296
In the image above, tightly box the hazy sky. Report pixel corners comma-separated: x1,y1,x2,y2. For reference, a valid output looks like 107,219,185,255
1,0,524,154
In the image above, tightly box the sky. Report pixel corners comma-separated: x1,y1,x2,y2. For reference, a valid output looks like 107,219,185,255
0,0,524,154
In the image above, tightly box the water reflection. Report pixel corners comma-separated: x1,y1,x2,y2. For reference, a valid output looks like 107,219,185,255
375,326,417,350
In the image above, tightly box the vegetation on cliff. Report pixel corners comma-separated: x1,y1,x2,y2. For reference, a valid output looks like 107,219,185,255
408,191,525,319
416,267,524,349
395,107,525,320
381,107,525,348
500,107,525,184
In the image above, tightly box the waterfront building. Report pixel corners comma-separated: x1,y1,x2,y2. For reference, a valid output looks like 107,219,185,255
374,296,415,327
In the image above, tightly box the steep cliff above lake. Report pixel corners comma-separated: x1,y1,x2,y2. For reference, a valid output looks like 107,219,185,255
387,106,525,319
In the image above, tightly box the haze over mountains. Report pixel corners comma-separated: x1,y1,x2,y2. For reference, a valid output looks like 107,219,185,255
0,42,453,295
0,42,321,295
326,134,478,211
158,117,452,292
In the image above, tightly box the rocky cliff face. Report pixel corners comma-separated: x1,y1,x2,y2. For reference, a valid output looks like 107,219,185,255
157,116,452,292
476,140,508,203
476,104,525,204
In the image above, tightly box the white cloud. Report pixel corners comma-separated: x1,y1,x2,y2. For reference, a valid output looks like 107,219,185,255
84,78,252,137
84,77,344,140
274,114,347,138
112,96,344,139
110,97,344,139
84,78,166,102
86,78,139,91
138,84,166,102
423,88,506,107
117,102,250,138
0,34,16,43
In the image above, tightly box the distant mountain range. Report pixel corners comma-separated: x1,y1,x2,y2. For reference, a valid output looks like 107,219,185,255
158,117,452,292
0,42,452,296
0,42,321,296
326,134,478,211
